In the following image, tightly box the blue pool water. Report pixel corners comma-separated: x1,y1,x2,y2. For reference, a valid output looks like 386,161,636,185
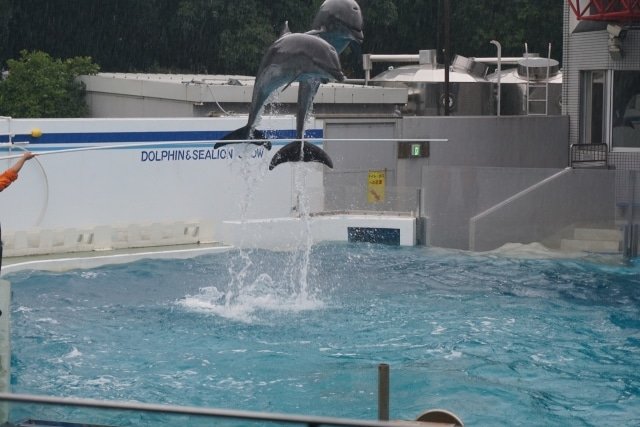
7,243,640,426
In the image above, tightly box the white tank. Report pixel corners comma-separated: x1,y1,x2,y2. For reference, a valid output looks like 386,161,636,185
368,52,495,116
486,57,562,116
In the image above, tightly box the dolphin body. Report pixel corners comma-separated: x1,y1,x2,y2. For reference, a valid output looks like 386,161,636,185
214,32,344,169
269,0,364,170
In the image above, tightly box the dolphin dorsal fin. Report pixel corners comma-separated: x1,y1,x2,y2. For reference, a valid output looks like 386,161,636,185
280,21,291,37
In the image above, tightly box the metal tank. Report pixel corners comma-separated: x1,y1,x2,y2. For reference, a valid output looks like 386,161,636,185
365,50,495,116
486,56,562,116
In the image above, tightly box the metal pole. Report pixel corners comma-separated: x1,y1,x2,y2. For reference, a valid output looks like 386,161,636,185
378,363,389,421
0,279,10,424
443,0,451,116
623,170,635,258
628,171,638,258
490,40,502,116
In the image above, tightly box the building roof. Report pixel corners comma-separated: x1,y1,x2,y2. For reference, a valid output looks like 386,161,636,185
80,73,408,106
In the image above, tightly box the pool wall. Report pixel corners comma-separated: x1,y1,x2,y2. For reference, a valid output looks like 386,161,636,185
321,116,638,254
0,116,327,258
221,214,416,249
2,113,635,259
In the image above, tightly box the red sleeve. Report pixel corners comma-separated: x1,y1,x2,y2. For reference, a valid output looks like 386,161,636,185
0,169,18,191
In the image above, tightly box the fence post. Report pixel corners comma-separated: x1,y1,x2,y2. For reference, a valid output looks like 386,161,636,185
378,363,389,421
623,170,638,259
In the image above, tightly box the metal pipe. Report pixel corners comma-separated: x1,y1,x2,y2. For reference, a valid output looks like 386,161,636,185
0,392,406,427
471,57,526,65
443,0,451,116
365,54,420,63
0,280,10,424
378,363,390,421
490,40,502,117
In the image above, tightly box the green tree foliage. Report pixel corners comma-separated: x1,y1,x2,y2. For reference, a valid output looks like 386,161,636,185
0,0,563,77
450,0,563,60
217,0,277,73
0,50,99,118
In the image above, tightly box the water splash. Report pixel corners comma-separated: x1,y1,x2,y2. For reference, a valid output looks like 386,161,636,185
289,161,315,296
178,136,324,322
179,269,324,323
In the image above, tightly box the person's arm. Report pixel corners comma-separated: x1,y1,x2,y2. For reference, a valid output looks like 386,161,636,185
0,152,36,191
8,152,36,174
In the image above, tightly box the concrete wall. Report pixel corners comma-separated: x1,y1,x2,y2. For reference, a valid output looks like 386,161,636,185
0,116,322,256
220,214,416,250
321,115,578,250
323,115,569,199
401,116,569,168
422,166,562,250
86,92,195,118
323,119,401,211
470,169,617,251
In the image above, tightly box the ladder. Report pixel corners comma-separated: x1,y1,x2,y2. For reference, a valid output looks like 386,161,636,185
524,43,551,116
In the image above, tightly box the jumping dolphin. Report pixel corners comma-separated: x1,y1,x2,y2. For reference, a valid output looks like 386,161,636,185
269,0,364,170
214,32,345,167
309,0,364,54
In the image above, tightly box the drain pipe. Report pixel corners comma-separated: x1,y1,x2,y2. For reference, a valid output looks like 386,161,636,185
378,363,390,421
0,279,10,423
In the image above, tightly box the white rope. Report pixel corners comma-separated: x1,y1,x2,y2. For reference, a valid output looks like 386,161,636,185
8,144,50,226
0,138,448,161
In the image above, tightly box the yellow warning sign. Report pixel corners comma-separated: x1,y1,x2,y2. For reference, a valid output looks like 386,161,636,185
367,170,386,203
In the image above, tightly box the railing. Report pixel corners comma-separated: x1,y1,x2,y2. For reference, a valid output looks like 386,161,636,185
569,143,608,168
297,183,422,218
0,392,412,427
567,0,640,22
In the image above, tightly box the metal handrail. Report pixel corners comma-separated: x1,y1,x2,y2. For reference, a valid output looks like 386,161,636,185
0,392,407,427
569,143,609,168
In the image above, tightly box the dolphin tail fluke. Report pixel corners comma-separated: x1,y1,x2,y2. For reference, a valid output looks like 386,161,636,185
269,141,333,170
214,126,271,150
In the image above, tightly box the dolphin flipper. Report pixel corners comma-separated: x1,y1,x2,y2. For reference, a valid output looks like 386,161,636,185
214,126,271,150
269,140,333,170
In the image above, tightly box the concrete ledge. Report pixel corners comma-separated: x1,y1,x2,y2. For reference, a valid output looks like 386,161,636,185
1,243,230,275
2,221,207,258
221,214,416,250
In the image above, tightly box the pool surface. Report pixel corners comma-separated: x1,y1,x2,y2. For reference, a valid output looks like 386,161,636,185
7,243,640,426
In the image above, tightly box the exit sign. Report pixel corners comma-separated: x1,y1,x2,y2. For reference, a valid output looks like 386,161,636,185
398,141,429,158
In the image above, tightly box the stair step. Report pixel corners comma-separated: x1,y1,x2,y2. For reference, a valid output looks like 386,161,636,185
560,238,620,253
574,228,621,241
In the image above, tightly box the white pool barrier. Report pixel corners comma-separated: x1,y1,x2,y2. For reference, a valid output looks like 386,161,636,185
0,279,10,423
